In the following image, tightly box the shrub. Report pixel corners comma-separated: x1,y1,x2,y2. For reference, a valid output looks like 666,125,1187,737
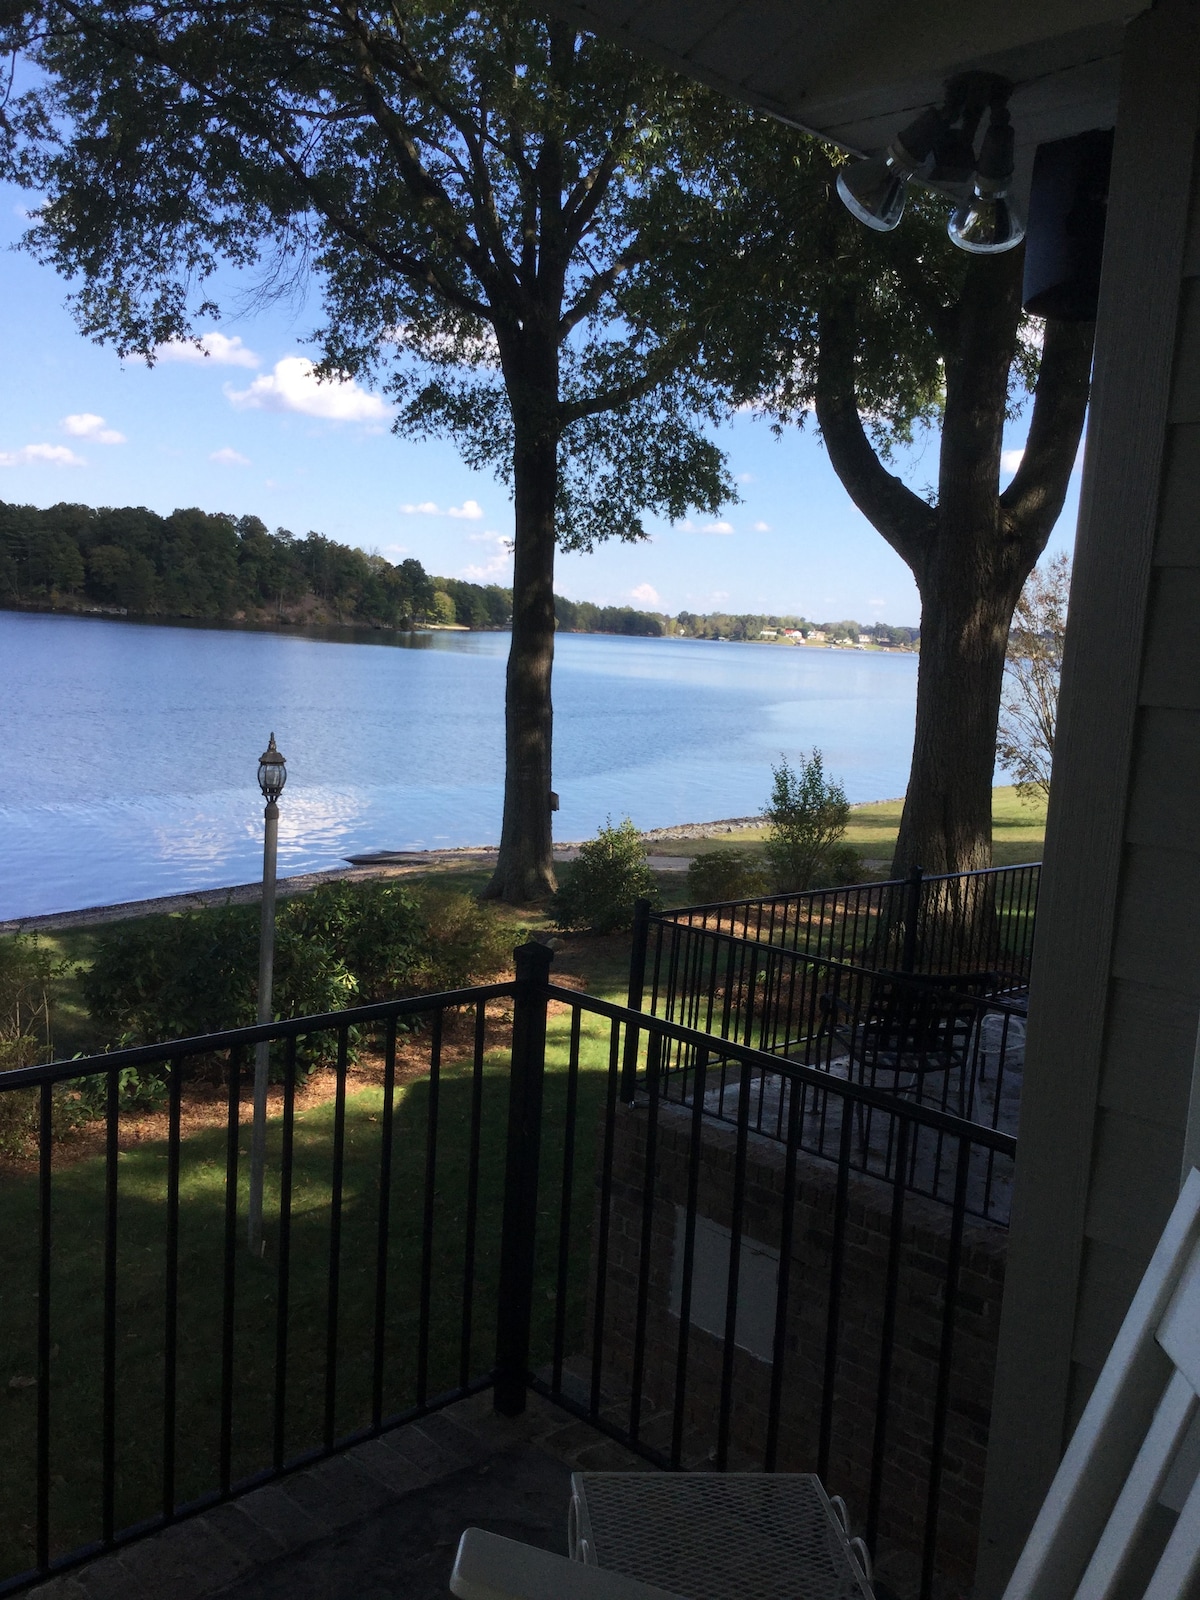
415,887,514,991
685,848,768,904
83,904,357,1072
285,881,426,1003
552,817,658,934
0,934,58,1062
810,841,865,888
81,880,512,1068
762,750,851,893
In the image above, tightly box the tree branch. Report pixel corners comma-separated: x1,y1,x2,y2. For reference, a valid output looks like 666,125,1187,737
999,318,1095,543
814,289,937,575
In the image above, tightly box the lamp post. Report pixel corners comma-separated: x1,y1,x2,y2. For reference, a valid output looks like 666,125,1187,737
248,732,286,1257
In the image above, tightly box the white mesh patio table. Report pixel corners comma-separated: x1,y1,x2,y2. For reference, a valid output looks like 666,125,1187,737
567,1473,874,1600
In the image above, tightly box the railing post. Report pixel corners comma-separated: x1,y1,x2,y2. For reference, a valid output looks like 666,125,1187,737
620,897,652,1103
901,865,924,973
495,939,553,1416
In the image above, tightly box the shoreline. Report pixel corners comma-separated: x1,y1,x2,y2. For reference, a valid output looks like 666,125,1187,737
0,808,913,936
0,830,723,937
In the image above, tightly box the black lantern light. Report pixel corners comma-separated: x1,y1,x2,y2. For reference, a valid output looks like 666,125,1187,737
257,732,287,805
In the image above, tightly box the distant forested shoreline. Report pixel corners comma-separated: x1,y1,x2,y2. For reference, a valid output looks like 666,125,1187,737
0,498,917,643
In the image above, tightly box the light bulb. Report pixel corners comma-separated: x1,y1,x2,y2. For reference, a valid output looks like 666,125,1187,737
836,153,911,232
948,186,1025,253
836,106,946,232
948,110,1024,254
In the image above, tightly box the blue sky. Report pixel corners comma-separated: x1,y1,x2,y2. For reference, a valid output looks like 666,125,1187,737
0,179,1082,626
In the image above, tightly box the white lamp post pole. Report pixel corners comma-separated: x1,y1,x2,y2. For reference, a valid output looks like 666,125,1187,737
248,732,286,1257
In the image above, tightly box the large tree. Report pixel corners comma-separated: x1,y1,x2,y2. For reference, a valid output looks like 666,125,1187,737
633,115,1094,876
4,1,732,900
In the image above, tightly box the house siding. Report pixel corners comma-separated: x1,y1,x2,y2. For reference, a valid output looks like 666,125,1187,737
977,7,1200,1593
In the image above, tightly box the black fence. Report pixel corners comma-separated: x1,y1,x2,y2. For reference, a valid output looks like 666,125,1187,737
0,945,1015,1600
637,862,1041,991
635,934,1024,1226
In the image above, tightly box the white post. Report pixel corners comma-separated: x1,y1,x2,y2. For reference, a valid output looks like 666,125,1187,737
247,796,279,1257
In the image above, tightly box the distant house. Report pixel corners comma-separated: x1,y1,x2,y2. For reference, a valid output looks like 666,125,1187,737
806,630,825,642
759,628,778,638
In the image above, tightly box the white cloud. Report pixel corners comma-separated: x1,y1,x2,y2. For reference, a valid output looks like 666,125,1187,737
226,356,390,421
752,520,771,533
400,498,485,520
158,332,261,368
0,443,85,467
704,520,735,535
869,597,888,609
1000,448,1024,474
737,471,757,484
631,583,660,606
62,412,125,444
462,533,513,581
210,447,251,466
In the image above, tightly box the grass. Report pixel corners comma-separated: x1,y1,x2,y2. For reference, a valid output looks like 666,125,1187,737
649,784,1047,873
0,1002,614,1582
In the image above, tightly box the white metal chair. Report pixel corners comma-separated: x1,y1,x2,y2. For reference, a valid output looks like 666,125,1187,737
451,1471,874,1600
1002,1165,1200,1600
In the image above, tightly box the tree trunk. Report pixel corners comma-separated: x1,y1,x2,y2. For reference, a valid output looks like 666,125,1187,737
892,251,1025,877
484,416,560,903
893,565,1019,876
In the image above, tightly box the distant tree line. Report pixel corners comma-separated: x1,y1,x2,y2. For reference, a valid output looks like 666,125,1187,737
673,610,918,645
0,499,438,629
0,498,919,643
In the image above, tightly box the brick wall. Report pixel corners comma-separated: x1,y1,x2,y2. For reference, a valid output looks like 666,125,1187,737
590,1102,1007,1591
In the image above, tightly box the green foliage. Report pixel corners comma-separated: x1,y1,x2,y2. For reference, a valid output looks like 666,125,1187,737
416,888,515,992
998,554,1070,806
80,883,510,1071
0,500,438,627
685,849,768,904
813,842,865,889
762,751,851,893
0,934,59,1067
9,5,735,551
555,597,665,637
552,819,659,934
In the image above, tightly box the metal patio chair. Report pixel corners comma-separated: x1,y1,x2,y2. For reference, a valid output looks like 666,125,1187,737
451,1471,874,1600
815,968,993,1121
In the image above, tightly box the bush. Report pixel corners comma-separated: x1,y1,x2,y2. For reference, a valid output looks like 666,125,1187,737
415,887,515,991
685,848,768,904
809,842,865,888
552,818,658,933
762,750,851,893
81,880,512,1069
0,934,58,1064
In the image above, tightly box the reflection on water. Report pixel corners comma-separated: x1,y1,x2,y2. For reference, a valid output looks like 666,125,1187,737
0,611,920,918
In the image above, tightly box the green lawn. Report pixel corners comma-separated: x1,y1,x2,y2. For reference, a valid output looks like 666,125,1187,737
649,784,1047,874
0,1003,614,1582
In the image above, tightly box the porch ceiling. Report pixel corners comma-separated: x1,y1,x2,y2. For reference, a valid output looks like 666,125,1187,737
548,1,1142,179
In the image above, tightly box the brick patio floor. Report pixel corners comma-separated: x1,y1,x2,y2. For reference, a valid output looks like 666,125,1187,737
23,1393,652,1600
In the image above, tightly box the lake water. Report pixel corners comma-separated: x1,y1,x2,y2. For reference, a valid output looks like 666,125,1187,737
0,611,920,919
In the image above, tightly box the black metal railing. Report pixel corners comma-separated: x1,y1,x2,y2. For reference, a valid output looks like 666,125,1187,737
0,945,1015,1600
630,927,1024,1223
636,862,1041,992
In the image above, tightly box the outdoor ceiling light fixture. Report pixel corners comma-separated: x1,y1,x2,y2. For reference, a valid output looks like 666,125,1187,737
837,74,1025,255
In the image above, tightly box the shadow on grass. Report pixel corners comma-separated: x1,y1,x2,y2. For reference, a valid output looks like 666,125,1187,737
0,1016,610,1583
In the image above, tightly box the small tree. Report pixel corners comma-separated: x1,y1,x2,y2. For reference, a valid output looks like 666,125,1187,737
762,751,850,892
552,817,658,933
996,554,1070,805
